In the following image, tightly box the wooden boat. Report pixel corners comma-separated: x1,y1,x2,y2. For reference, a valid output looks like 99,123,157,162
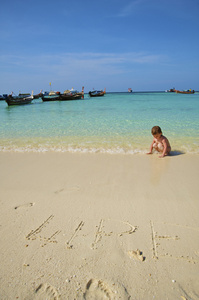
41,91,61,101
88,89,106,97
42,94,60,101
59,87,84,101
5,91,34,106
175,89,195,94
42,88,84,102
59,93,82,101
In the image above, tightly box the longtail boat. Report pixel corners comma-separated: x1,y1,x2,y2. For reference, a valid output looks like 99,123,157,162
88,88,106,97
60,87,84,100
175,89,195,94
5,91,34,106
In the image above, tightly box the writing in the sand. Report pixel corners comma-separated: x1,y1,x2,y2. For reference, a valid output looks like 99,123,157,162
25,216,199,264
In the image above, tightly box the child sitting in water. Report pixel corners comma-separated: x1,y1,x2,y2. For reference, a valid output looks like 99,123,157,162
147,126,171,158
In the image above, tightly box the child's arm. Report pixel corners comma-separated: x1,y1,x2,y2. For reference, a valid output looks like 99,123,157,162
159,139,168,158
147,139,155,154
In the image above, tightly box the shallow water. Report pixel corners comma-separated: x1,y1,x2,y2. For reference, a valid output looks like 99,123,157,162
0,92,199,153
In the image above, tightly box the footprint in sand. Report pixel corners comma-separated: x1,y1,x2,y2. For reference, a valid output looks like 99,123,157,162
34,283,60,299
14,202,35,210
83,279,130,300
127,249,145,261
54,185,80,194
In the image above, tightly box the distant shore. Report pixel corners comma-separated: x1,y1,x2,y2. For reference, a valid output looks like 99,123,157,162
0,152,198,299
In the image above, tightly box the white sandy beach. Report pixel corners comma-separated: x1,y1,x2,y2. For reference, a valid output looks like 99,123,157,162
0,152,199,299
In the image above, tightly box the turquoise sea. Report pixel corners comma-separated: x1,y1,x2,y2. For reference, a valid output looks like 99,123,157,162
0,92,199,154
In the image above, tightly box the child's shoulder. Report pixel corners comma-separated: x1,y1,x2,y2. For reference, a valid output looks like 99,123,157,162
162,135,169,142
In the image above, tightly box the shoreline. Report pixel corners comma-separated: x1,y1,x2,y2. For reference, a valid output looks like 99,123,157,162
0,143,198,154
0,152,199,299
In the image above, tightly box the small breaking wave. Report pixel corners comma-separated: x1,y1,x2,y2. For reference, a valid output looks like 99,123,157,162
0,144,198,154
0,144,146,154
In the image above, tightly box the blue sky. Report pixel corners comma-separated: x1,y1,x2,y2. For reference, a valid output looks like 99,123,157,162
0,0,199,93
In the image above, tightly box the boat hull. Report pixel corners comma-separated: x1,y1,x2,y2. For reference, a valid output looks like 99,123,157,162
88,91,105,97
59,94,83,100
5,97,33,106
42,96,60,101
175,90,195,94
